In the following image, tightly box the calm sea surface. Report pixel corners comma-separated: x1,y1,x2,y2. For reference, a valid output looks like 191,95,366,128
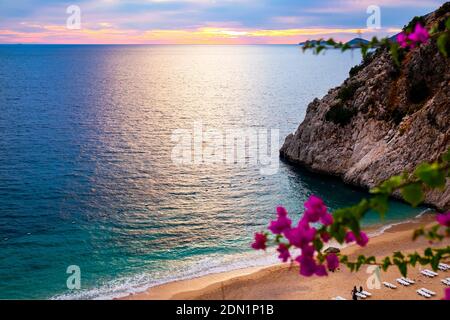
0,45,424,299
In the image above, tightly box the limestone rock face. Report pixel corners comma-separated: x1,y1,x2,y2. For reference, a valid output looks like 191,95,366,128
280,5,450,210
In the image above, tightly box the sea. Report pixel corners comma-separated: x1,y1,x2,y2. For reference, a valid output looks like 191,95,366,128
0,44,426,299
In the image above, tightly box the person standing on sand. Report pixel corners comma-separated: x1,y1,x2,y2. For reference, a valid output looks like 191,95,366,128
352,286,358,300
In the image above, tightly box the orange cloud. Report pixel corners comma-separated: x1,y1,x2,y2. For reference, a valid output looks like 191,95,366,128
0,25,400,44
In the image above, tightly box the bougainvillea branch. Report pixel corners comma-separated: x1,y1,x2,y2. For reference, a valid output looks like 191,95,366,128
301,17,450,65
252,150,449,296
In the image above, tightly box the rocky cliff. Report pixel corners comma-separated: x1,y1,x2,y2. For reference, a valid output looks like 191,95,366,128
280,4,450,210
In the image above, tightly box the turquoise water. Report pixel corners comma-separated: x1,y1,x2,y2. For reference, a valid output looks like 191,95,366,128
0,45,424,299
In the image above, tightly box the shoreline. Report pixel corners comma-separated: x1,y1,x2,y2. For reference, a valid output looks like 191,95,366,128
121,212,449,300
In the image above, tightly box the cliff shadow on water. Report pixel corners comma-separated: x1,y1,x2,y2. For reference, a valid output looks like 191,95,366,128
281,159,428,226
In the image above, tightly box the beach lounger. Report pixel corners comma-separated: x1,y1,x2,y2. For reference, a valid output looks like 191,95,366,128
361,290,372,297
401,277,415,284
420,270,431,277
416,289,431,298
439,263,449,270
355,292,367,299
333,296,346,300
421,270,436,278
383,282,397,289
438,265,447,271
396,278,410,286
441,279,450,286
424,269,438,277
420,288,436,296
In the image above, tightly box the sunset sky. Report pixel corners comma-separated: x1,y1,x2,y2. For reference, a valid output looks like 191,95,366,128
0,0,445,44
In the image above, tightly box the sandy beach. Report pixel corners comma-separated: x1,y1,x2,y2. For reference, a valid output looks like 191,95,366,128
122,213,449,300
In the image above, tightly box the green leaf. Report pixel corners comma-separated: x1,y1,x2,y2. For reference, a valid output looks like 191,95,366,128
408,253,419,267
401,183,424,207
275,234,282,242
316,45,325,54
326,38,336,46
372,175,405,194
442,149,450,163
361,45,368,58
430,25,438,35
414,163,446,189
370,195,389,218
418,256,430,265
393,251,405,260
347,262,356,272
390,43,400,66
340,43,351,52
352,199,370,220
357,255,366,264
313,238,324,251
430,255,440,271
446,17,450,31
348,216,361,235
397,262,407,277
332,224,347,244
437,34,449,58
370,36,379,45
366,256,376,264
382,257,392,271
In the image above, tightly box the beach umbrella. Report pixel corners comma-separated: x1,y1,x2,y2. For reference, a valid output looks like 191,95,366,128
324,247,340,254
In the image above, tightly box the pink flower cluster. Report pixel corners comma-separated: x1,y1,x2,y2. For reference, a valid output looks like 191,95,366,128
444,288,450,301
397,23,430,49
345,231,369,247
436,212,450,227
251,196,370,277
251,232,267,250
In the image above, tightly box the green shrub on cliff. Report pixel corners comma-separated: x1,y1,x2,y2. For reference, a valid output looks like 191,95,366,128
403,16,426,32
337,82,359,102
325,103,356,126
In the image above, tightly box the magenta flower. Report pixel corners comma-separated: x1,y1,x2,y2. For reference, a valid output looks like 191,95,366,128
397,32,409,48
436,212,450,227
321,232,331,243
268,214,292,235
326,253,339,271
297,254,317,277
277,244,291,262
356,232,369,247
295,244,327,277
285,219,316,248
304,195,328,223
251,232,267,250
301,244,315,257
276,206,288,217
398,24,430,50
345,231,369,247
320,213,334,226
408,23,429,44
345,231,356,243
314,264,328,276
443,288,450,300
296,254,327,277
